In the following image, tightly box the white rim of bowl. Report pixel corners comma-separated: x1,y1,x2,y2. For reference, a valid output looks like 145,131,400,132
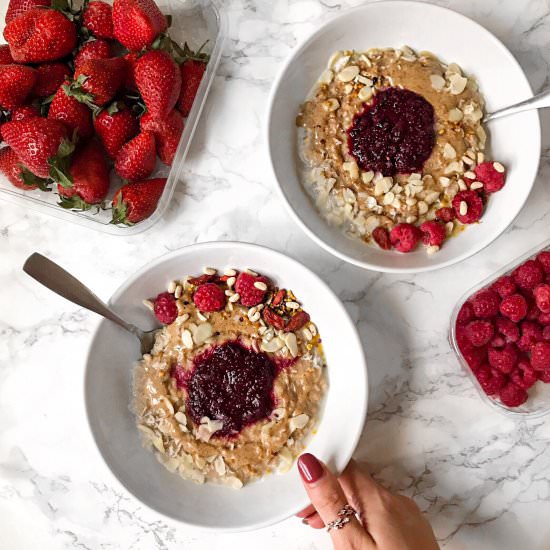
83,240,368,532
265,0,541,274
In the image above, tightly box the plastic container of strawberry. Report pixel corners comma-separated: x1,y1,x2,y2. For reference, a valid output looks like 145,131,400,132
449,236,550,419
0,0,226,234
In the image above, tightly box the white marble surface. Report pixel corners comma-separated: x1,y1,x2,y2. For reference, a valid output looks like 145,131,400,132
1,0,550,548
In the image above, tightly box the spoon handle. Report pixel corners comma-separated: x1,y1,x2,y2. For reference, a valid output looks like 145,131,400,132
23,252,142,339
485,87,550,122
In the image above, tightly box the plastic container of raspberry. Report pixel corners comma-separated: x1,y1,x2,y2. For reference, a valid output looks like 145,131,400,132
449,237,550,419
0,0,226,234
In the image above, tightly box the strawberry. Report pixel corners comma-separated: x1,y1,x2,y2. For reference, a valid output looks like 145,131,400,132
178,59,206,117
0,45,14,64
93,102,138,159
32,62,70,98
111,177,166,225
122,51,139,90
1,117,72,179
48,81,94,139
57,139,109,209
74,39,111,71
112,0,166,51
82,1,114,40
140,109,183,166
114,131,156,181
134,50,181,119
4,8,77,63
0,64,36,110
11,103,40,121
0,145,49,190
5,0,50,24
70,57,126,108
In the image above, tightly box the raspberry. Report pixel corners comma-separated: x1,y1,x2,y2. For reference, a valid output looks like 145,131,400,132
520,321,542,348
372,226,392,250
536,251,550,274
537,369,550,383
389,223,421,253
193,283,226,312
420,220,446,247
543,326,550,341
490,335,506,349
490,276,516,298
472,289,500,319
499,294,528,322
533,284,550,313
475,365,507,396
510,365,537,390
513,260,543,290
235,272,269,307
488,343,518,373
465,320,494,347
530,341,550,370
474,161,506,193
457,302,475,325
452,190,483,224
153,292,178,324
499,382,528,407
526,299,541,321
459,338,487,370
494,316,519,342
538,312,550,325
435,207,455,223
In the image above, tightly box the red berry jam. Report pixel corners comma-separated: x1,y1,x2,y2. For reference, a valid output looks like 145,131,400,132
185,341,277,437
347,87,435,176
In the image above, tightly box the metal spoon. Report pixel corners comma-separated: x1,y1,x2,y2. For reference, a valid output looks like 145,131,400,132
23,252,157,354
484,87,550,123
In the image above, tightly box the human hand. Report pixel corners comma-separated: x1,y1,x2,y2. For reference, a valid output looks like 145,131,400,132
296,454,439,550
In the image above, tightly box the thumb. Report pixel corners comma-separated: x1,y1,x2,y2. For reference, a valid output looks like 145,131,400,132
297,453,373,547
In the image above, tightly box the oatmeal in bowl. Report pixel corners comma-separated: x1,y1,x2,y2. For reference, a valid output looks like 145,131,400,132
134,267,327,488
296,46,508,255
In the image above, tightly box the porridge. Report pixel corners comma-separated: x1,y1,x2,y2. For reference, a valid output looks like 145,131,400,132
296,46,508,254
133,267,327,488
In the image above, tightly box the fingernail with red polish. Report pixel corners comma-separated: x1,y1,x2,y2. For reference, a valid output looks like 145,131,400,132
298,453,324,483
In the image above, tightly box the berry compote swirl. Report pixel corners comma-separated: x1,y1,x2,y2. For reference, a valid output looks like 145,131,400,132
347,87,435,177
184,340,277,437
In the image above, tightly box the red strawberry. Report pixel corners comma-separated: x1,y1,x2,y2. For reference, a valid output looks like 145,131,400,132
5,0,50,24
4,8,77,63
140,109,183,166
134,50,181,119
32,62,70,98
82,1,114,40
1,117,71,178
0,45,14,64
111,177,166,225
177,59,206,117
114,131,156,181
57,139,109,209
122,51,139,90
0,64,36,110
48,82,94,139
93,102,138,159
112,0,166,51
0,145,48,190
70,57,126,108
11,103,40,121
74,39,112,71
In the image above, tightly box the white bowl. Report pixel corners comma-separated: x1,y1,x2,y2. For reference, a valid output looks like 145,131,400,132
84,242,368,532
266,1,541,273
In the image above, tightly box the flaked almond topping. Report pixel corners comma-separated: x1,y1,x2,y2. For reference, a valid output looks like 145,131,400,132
229,292,240,303
462,155,475,166
448,108,463,122
459,201,468,216
286,301,300,310
445,221,454,235
493,162,505,173
226,276,236,288
318,68,334,84
167,280,177,293
430,74,445,91
464,170,476,179
193,322,213,345
417,200,428,215
203,267,216,276
477,152,485,164
426,245,440,255
223,268,236,276
284,332,299,357
196,311,207,322
213,455,226,476
337,65,360,82
444,160,464,174
382,191,395,205
470,181,483,190
254,281,268,291
261,336,284,353
342,160,359,180
182,329,193,349
329,51,349,70
245,268,258,276
174,285,183,299
448,73,468,95
302,327,313,341
323,98,340,111
174,411,187,426
358,85,374,101
439,176,451,187
289,413,309,432
196,417,223,443
405,197,417,206
443,143,456,159
224,289,234,296
250,311,261,323
361,170,374,184
457,179,467,191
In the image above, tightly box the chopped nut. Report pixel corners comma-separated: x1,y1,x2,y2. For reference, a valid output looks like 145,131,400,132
417,200,428,215
223,268,237,276
426,245,440,255
443,143,456,159
167,280,177,294
358,85,374,101
289,413,309,433
448,73,467,94
448,108,463,122
323,98,340,111
337,65,360,82
318,69,334,84
182,329,193,349
470,181,483,190
459,201,468,216
493,162,505,173
430,74,445,91
361,170,374,184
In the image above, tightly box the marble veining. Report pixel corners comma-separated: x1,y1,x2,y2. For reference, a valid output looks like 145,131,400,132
1,0,550,548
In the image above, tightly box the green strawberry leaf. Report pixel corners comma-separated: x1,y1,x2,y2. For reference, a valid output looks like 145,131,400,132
58,194,93,211
19,166,52,191
48,137,76,188
111,194,132,226
170,39,210,65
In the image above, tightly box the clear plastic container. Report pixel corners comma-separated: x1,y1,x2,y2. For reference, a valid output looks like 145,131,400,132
449,237,550,419
0,0,226,235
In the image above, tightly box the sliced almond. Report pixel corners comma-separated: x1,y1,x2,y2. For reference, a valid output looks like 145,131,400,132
182,329,193,349
448,108,463,122
337,65,359,82
193,322,213,346
443,143,456,159
493,162,505,173
318,69,334,84
430,74,445,91
358,85,374,101
284,332,299,357
289,413,309,432
448,73,468,95
261,336,284,353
